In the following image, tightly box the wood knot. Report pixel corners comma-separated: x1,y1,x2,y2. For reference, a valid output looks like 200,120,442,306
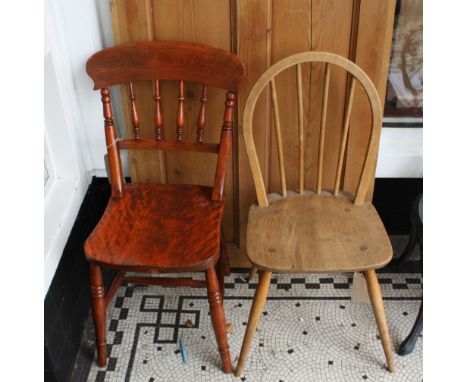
360,245,368,252
344,208,351,212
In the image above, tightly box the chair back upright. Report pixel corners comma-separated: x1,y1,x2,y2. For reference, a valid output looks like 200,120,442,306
242,52,382,207
86,41,246,201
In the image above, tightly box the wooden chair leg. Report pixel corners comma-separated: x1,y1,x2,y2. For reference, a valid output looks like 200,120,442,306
220,229,231,276
235,270,272,377
216,258,225,301
90,264,107,367
246,265,257,281
205,267,232,373
215,233,230,302
364,269,395,373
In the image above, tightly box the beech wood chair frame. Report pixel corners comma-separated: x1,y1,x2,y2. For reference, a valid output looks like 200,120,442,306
85,41,245,374
236,52,395,376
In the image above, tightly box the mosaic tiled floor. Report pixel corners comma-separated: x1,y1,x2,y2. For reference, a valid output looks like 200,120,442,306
72,272,422,381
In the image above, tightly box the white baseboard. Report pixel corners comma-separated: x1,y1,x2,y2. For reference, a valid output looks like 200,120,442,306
376,128,423,178
89,168,109,178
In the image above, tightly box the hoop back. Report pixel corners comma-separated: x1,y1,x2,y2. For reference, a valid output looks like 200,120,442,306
242,52,382,207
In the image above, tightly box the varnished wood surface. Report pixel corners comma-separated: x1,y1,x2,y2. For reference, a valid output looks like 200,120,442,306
117,139,219,153
86,39,244,372
246,191,392,273
84,184,224,272
104,271,125,307
205,267,232,373
101,88,124,198
90,264,107,367
86,40,245,91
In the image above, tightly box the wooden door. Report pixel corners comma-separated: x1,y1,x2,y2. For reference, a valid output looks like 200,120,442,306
108,0,396,267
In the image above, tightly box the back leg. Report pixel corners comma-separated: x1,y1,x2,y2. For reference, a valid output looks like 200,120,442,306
246,265,257,281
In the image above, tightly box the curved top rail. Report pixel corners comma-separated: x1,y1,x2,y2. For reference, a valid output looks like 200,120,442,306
86,41,246,92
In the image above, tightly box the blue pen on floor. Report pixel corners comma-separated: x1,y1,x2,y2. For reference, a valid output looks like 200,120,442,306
179,336,187,364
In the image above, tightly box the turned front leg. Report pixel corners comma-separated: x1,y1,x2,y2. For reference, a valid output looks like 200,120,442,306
205,267,232,373
90,264,107,367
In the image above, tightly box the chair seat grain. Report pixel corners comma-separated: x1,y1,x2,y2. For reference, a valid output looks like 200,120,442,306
246,191,392,273
85,183,224,272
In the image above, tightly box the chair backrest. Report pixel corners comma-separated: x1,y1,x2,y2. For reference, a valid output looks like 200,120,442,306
86,41,246,201
242,52,382,207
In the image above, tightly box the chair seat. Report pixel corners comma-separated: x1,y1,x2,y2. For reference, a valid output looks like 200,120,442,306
246,191,392,273
84,183,224,272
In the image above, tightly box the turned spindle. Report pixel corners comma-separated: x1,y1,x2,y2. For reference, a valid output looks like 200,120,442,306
154,80,163,140
176,80,185,142
129,81,140,140
197,84,208,143
317,63,330,194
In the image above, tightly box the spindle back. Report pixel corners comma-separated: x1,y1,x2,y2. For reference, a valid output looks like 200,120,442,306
242,52,382,207
86,41,245,201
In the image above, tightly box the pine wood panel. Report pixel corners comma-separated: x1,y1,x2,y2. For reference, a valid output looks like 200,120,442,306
343,0,396,197
268,0,311,195
307,0,354,191
236,0,272,260
109,0,167,184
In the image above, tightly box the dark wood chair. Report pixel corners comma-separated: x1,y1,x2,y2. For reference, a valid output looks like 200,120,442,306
84,41,245,374
236,52,395,375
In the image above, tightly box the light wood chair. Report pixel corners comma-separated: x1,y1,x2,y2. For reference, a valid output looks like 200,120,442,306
236,52,395,376
85,41,245,373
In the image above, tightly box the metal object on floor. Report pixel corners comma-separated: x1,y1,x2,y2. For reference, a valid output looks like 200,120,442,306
395,194,423,356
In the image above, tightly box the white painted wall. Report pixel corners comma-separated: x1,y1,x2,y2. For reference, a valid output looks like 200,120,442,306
44,0,112,295
44,0,422,295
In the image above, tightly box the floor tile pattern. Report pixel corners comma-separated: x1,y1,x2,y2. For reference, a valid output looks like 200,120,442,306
75,272,422,382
